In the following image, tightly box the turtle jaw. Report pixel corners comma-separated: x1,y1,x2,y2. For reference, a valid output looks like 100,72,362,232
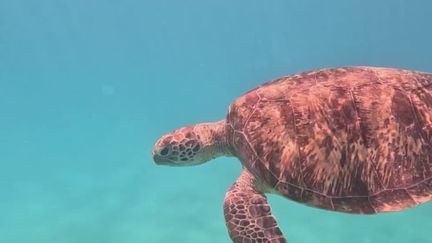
152,154,166,165
152,153,196,167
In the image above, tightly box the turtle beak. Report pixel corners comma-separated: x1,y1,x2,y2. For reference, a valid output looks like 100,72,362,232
153,154,181,166
152,149,172,166
152,147,164,165
153,154,164,165
152,140,164,164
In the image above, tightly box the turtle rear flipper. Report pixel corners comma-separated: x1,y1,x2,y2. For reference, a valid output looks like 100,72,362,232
224,169,287,243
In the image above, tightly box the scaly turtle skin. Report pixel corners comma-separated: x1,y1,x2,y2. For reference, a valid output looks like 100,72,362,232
152,66,432,243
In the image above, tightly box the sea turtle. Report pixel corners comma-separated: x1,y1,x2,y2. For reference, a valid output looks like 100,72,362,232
152,66,432,243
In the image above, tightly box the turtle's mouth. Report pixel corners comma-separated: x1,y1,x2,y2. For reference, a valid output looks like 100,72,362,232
152,154,166,164
152,153,178,166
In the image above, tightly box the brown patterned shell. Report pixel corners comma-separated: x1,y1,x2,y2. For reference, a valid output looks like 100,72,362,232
226,66,432,214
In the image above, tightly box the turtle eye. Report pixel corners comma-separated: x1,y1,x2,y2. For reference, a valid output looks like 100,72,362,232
159,146,171,156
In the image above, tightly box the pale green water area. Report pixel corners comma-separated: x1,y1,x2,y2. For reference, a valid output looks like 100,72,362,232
1,1,432,242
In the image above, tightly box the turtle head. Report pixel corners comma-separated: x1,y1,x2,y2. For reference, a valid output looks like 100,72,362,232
152,126,203,166
152,120,231,166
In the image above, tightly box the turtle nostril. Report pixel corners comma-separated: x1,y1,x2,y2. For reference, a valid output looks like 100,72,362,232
160,146,170,156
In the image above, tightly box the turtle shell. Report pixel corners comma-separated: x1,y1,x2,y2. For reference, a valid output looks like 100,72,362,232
226,66,432,214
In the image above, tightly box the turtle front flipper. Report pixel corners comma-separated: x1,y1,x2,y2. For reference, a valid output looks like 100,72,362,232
223,169,287,243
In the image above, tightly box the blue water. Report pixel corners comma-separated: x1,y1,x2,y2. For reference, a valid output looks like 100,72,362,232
1,0,432,242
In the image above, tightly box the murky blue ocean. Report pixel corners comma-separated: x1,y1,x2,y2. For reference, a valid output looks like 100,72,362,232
1,1,432,242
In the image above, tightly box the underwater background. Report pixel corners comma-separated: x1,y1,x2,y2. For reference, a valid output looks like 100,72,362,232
1,0,432,242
